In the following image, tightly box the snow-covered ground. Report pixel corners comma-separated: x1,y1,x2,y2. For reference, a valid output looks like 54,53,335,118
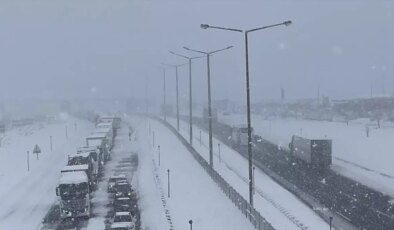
126,116,255,230
168,117,330,230
220,114,394,197
0,115,94,229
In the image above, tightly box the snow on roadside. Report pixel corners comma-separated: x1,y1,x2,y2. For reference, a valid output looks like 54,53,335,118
168,117,330,230
0,116,93,229
127,116,255,230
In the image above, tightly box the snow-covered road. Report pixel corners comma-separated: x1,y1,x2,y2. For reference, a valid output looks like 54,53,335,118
0,116,93,229
168,117,330,230
127,116,256,230
220,114,394,197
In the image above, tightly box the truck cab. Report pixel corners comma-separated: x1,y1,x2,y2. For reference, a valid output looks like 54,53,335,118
61,164,94,189
56,171,90,219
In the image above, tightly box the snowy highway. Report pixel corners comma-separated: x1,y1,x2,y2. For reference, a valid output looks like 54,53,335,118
0,117,93,229
127,116,256,230
168,117,331,230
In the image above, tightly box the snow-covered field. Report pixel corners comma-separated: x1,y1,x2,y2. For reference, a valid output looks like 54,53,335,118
220,114,394,197
168,117,330,230
127,116,256,230
0,115,93,229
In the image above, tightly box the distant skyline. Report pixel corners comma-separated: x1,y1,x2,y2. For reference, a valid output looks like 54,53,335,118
0,0,393,104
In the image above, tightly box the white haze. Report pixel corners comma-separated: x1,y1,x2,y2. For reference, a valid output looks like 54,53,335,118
0,0,392,103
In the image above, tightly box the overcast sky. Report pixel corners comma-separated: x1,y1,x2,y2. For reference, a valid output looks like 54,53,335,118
0,0,393,104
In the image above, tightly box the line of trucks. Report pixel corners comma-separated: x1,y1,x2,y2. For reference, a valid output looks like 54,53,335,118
230,124,332,168
55,116,121,221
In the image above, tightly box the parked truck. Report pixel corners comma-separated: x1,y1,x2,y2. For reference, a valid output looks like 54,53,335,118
231,125,254,146
56,171,90,219
77,146,103,174
67,153,97,186
61,164,94,188
86,133,111,162
289,135,332,168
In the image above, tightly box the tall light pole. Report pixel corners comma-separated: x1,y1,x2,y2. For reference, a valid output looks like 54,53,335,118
200,20,292,207
169,51,203,145
162,62,187,131
183,45,233,167
160,67,167,121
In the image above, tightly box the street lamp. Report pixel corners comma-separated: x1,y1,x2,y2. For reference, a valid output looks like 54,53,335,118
159,67,167,121
183,45,233,167
201,20,292,207
161,62,188,131
169,51,204,146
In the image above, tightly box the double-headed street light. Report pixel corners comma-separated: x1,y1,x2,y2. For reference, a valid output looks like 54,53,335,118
183,45,233,167
169,51,204,146
161,62,188,131
201,20,292,207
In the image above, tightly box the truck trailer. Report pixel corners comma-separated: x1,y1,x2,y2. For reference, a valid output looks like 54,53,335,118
289,135,332,168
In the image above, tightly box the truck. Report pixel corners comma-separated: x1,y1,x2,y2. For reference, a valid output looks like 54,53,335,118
95,125,114,146
86,133,111,162
67,153,97,186
99,116,121,134
61,164,94,188
289,135,332,168
56,171,90,219
77,146,103,174
231,125,254,146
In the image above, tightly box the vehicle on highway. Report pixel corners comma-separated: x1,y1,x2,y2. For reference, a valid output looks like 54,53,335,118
108,174,127,193
114,181,134,199
231,125,255,146
289,135,332,168
77,146,103,174
61,164,94,188
110,221,134,230
86,132,112,161
114,197,134,213
113,211,134,223
68,153,97,185
56,171,90,219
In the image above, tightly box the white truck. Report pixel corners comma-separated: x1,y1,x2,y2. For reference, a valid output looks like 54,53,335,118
86,132,111,162
231,125,254,146
67,153,98,186
77,146,103,175
56,171,90,219
61,164,94,188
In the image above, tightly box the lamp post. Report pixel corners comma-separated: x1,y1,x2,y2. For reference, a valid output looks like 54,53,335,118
160,67,167,121
162,62,188,131
183,45,233,167
200,20,292,206
169,51,204,146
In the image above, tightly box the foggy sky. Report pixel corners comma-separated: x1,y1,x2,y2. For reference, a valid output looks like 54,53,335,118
0,0,393,104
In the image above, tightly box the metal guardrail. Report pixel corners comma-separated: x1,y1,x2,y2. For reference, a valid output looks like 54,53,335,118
157,118,275,230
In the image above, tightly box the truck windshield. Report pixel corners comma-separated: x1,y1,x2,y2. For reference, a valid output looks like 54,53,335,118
68,156,89,165
114,215,132,222
59,183,88,198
